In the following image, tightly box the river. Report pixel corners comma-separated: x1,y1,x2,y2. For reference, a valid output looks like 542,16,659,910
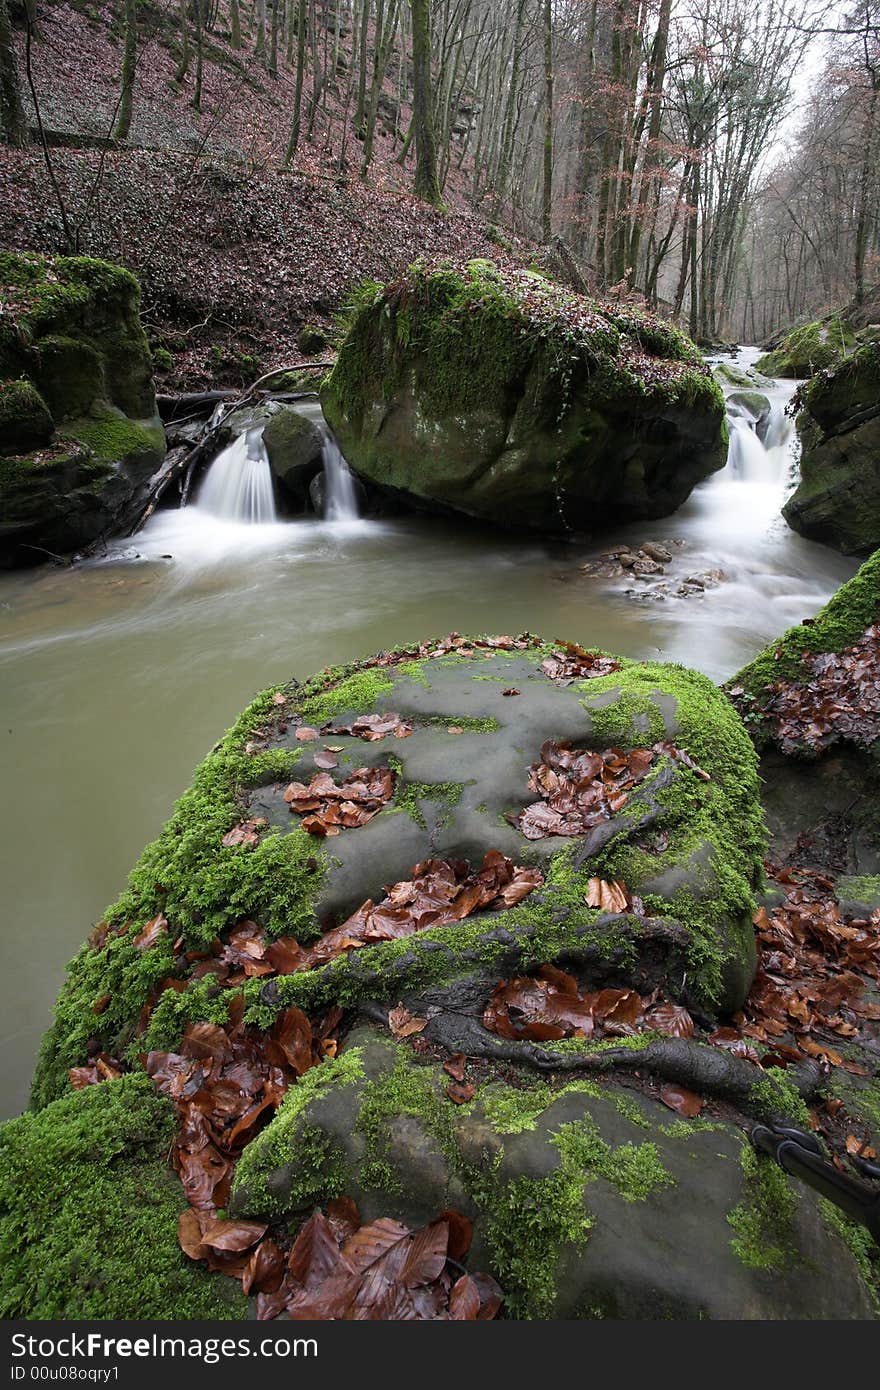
0,353,857,1116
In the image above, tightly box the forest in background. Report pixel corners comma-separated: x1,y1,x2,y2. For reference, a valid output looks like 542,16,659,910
1,0,880,349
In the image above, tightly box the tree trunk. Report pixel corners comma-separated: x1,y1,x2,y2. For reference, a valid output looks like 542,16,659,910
113,0,138,140
284,0,308,163
542,0,553,242
410,0,442,205
0,0,28,147
230,0,241,49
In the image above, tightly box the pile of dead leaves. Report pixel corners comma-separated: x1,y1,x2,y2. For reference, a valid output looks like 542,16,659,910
182,1204,503,1321
296,713,414,744
255,851,544,976
283,765,396,837
144,995,339,1212
540,641,622,684
734,624,880,755
483,964,694,1044
514,738,710,841
735,866,879,1077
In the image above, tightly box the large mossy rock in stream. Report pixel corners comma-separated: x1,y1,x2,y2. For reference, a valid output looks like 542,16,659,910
0,252,165,567
727,550,880,875
320,260,727,533
782,344,880,555
14,636,877,1319
755,318,857,379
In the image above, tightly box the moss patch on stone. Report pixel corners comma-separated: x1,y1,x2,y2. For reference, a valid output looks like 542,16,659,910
756,318,855,378
727,1142,799,1272
0,1074,244,1319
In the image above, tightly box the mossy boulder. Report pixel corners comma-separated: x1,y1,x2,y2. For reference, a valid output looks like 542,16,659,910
18,634,880,1318
756,318,856,378
712,361,774,392
320,259,727,534
0,1073,245,1319
783,344,880,555
297,324,330,355
0,252,165,567
33,641,766,1119
228,1025,874,1320
727,552,880,872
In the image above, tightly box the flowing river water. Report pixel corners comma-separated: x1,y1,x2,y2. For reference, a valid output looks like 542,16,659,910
0,352,858,1116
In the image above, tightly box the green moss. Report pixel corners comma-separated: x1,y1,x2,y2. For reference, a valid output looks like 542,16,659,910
554,1116,673,1202
747,1070,812,1126
391,770,464,829
484,1169,593,1319
322,256,719,434
728,550,880,739
0,378,53,450
232,1052,365,1217
579,661,766,1008
727,1142,799,1271
60,413,163,463
756,318,854,378
297,666,396,723
0,1074,244,1319
818,1199,880,1312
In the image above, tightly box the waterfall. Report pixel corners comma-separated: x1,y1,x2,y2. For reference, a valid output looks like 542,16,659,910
197,427,277,523
321,433,360,521
724,393,793,487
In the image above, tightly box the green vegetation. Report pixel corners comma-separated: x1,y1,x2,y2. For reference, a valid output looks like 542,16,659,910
727,1143,799,1271
0,1075,244,1319
0,378,53,450
756,317,855,378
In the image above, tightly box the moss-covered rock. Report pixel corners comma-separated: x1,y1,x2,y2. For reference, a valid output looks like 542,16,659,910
0,252,165,567
297,324,330,355
320,259,727,533
19,634,880,1319
229,1024,874,1319
727,553,880,870
756,318,856,378
783,344,880,554
0,1074,245,1319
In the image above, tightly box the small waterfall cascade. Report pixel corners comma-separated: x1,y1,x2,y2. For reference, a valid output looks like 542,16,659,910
321,433,360,521
197,427,278,523
724,393,794,487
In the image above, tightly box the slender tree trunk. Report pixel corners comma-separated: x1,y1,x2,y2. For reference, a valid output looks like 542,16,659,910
0,0,28,147
255,0,267,62
230,0,242,48
542,0,552,241
114,0,138,140
175,0,190,81
191,0,204,108
355,0,369,134
410,0,441,204
284,0,308,163
269,0,280,75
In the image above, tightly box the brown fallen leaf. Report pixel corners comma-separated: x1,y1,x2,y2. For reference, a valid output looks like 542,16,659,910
446,1081,475,1105
443,1053,467,1082
388,1004,429,1039
659,1084,704,1118
295,726,320,742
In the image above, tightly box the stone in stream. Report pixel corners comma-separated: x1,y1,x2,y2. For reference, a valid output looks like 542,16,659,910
221,400,325,509
11,633,877,1319
0,253,166,568
783,344,880,554
321,259,728,534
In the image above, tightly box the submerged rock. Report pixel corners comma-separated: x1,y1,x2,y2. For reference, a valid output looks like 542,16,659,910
783,345,880,554
321,259,727,534
0,253,166,567
11,633,877,1320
